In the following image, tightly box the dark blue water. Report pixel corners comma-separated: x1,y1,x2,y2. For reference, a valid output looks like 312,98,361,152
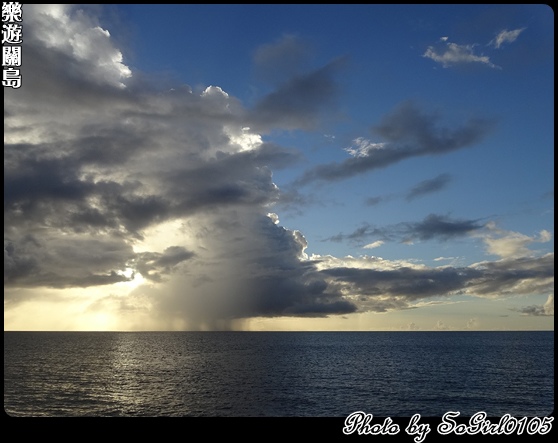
3,331,554,418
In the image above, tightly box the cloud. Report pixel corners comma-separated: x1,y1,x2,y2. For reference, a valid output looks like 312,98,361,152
363,241,384,250
324,213,485,245
424,29,526,69
405,174,452,201
479,223,552,259
252,34,313,84
435,320,450,330
4,234,136,289
544,294,554,315
406,322,420,331
489,28,526,49
315,252,553,313
406,214,485,241
4,5,356,328
344,137,387,158
133,247,195,283
130,211,357,329
321,265,473,302
423,42,499,69
467,254,554,297
273,187,318,216
365,196,386,206
512,294,554,316
23,4,131,88
296,101,494,185
247,57,346,132
4,6,552,331
465,318,478,330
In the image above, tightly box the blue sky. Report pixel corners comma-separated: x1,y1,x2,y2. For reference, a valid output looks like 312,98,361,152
4,4,554,331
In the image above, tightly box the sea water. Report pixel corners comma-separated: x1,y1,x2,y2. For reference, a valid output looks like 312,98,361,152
3,331,554,418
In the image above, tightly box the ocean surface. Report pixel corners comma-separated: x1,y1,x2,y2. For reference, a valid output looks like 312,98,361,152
4,331,554,418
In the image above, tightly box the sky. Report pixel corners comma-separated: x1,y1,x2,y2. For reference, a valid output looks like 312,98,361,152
4,4,554,331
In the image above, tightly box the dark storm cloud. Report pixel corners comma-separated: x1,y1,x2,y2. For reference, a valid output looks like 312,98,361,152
222,216,353,319
247,57,346,132
321,265,475,299
318,253,554,312
163,143,301,215
148,213,358,324
4,151,169,239
134,246,195,282
5,117,300,239
406,173,452,201
4,238,39,284
105,194,172,236
4,5,356,322
4,154,95,206
296,101,495,185
323,214,485,245
72,131,147,166
17,39,132,110
4,230,195,290
4,235,135,288
245,142,303,169
222,274,357,318
465,254,554,296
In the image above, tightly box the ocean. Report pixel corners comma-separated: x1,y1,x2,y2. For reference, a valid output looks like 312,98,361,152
3,331,554,420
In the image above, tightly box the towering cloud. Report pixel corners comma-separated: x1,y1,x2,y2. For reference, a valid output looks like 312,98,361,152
4,5,355,329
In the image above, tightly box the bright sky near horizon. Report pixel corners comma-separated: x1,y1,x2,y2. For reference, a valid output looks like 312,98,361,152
4,4,554,331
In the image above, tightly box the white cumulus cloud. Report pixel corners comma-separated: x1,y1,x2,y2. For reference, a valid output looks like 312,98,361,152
363,240,384,249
